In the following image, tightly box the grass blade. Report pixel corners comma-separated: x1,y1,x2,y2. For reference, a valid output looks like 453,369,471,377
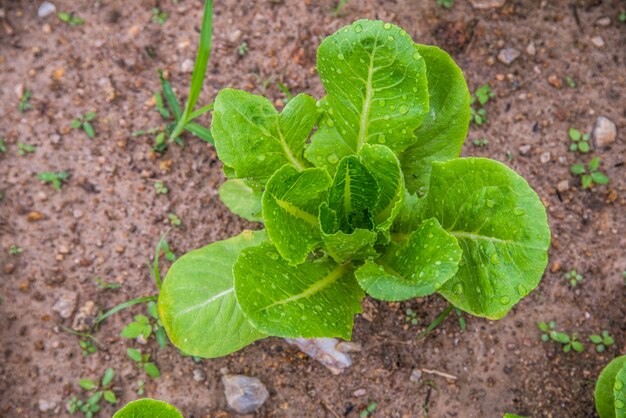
95,295,157,325
185,122,214,143
188,103,214,121
416,304,453,341
159,70,182,120
184,0,213,118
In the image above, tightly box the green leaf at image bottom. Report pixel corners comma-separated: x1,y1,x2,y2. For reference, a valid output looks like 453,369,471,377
158,230,267,358
596,355,626,418
234,242,364,339
356,218,462,301
113,398,183,418
423,158,551,319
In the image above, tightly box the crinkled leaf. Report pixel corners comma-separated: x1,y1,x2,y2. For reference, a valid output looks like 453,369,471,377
356,218,461,300
360,144,404,229
218,179,263,222
320,224,378,264
263,165,332,264
614,363,626,418
391,190,424,235
317,19,429,154
234,242,363,339
211,89,316,182
113,398,183,418
596,355,626,418
328,156,379,232
158,230,267,358
423,158,550,319
400,44,471,194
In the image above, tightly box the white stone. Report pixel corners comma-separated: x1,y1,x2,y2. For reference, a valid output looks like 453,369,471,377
526,42,536,56
38,2,56,18
591,36,605,48
222,375,269,414
593,116,617,147
469,0,506,9
497,48,521,65
556,180,570,192
540,151,551,164
181,59,194,73
51,291,77,319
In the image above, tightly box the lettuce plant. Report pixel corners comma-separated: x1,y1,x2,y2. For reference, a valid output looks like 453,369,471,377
596,355,626,418
158,19,550,358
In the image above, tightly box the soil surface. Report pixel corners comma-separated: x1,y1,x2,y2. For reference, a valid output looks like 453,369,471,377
1,1,625,417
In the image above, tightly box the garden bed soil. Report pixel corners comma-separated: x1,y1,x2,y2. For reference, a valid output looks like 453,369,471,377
1,0,625,417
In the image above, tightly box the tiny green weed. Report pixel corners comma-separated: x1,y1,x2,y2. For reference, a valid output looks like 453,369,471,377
38,171,69,190
565,76,576,88
455,308,466,330
58,12,85,26
127,348,161,378
359,402,378,418
404,308,418,326
563,269,583,287
571,156,609,189
474,84,495,106
436,0,455,8
9,245,23,255
0,138,6,153
333,0,350,16
121,301,168,348
152,7,169,25
237,41,249,57
568,128,590,153
469,84,494,125
68,368,117,418
19,89,33,113
93,276,122,290
168,213,182,226
79,338,98,357
538,321,584,353
154,181,169,195
71,112,97,138
17,142,36,156
472,138,489,147
619,11,625,23
589,331,614,353
135,379,146,396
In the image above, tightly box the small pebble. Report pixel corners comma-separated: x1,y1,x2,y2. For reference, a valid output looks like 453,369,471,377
469,0,506,9
181,58,194,73
410,369,423,383
591,36,605,48
526,42,536,56
72,209,84,219
37,1,56,18
352,388,367,397
547,74,562,89
38,398,57,412
3,263,16,275
222,375,269,414
556,180,569,192
51,291,78,319
595,17,611,27
593,116,617,147
540,151,551,164
72,301,99,331
518,144,532,156
228,29,242,43
497,48,521,65
193,369,206,382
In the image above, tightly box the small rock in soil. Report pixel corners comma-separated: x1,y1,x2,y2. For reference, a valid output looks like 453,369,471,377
593,116,617,147
3,263,15,274
352,388,367,397
222,375,269,414
556,180,569,192
469,0,505,9
72,300,99,331
526,42,536,56
37,2,56,18
540,151,551,164
410,369,423,383
591,36,605,48
51,291,77,319
518,144,532,155
228,29,242,44
595,17,611,27
38,398,57,412
181,59,194,73
547,74,562,89
193,368,206,382
285,337,359,375
497,48,521,65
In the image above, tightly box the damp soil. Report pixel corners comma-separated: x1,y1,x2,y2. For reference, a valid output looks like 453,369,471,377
1,1,625,417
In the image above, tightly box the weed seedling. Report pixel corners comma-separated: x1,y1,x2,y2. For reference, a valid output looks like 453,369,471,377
38,171,69,190
68,368,117,417
79,338,98,357
590,331,615,353
0,138,6,153
93,276,122,290
17,142,35,156
127,348,161,378
455,308,466,330
9,245,23,255
121,301,168,348
19,89,33,113
474,84,495,105
168,213,182,226
436,0,455,8
58,12,85,26
404,308,418,326
359,402,378,418
152,7,169,25
565,76,576,88
237,41,249,57
571,156,609,189
135,379,146,395
469,84,494,125
333,0,350,15
568,128,590,153
154,181,169,195
71,112,97,138
619,11,626,23
472,138,489,147
538,321,584,353
564,269,583,287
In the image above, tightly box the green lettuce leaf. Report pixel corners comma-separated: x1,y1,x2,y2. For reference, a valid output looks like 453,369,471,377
158,230,267,358
596,355,626,418
400,44,471,195
319,222,378,264
263,165,332,265
423,158,550,319
218,179,263,222
316,19,429,154
356,218,461,300
113,399,183,418
211,89,317,182
615,364,626,418
234,242,363,339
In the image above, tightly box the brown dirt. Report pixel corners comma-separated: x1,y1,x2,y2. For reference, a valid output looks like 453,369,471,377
1,0,625,417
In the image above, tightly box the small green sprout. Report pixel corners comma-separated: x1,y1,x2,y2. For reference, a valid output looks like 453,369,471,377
9,245,23,255
538,321,584,353
470,107,487,125
154,181,169,195
563,269,583,287
619,11,626,22
71,112,97,138
404,308,418,326
568,128,590,153
359,402,378,418
17,142,36,156
135,379,145,396
168,213,182,226
58,12,85,26
79,339,98,357
154,91,170,119
571,156,609,189
472,138,489,147
436,0,455,8
237,41,249,57
455,307,466,330
38,171,69,190
589,331,614,353
333,0,350,16
152,7,169,25
121,301,168,348
469,85,494,125
68,368,117,418
565,76,576,88
0,138,6,153
127,348,161,378
93,276,122,290
19,89,33,113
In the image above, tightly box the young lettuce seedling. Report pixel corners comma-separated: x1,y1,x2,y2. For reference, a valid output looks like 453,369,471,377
158,19,550,358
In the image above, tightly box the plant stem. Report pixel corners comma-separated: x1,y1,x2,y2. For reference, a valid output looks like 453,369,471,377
416,304,454,341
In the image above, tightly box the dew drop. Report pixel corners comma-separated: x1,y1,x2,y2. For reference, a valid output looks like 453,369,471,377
490,253,500,264
327,119,335,127
378,134,386,144
268,252,278,261
615,399,624,409
413,52,420,60
336,68,342,74
383,23,392,30
499,295,510,304
387,35,394,41
383,114,390,120
316,155,322,162
327,153,339,164
354,24,362,33
486,199,495,208
513,207,525,216
453,283,463,294
337,53,344,60
615,380,624,391
379,99,386,107
258,154,266,161
401,95,407,100
399,105,409,115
